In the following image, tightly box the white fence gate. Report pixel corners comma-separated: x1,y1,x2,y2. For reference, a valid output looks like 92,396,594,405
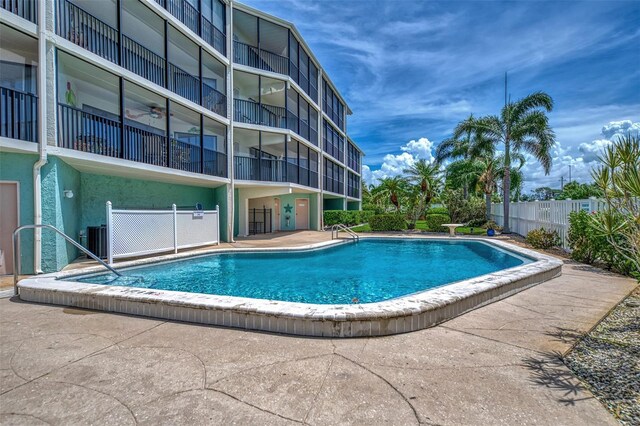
491,199,606,249
106,201,220,264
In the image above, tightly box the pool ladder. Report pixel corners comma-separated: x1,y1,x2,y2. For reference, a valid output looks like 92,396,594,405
331,224,359,241
12,224,122,295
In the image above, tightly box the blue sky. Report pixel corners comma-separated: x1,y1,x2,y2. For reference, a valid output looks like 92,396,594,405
242,0,640,191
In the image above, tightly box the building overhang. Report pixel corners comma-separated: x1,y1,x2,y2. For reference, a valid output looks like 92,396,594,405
49,147,230,188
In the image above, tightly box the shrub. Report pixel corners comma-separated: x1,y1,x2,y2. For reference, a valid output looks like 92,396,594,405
442,190,486,223
466,218,487,227
369,214,407,231
568,210,637,276
526,228,561,249
424,214,451,232
323,210,376,226
426,207,449,216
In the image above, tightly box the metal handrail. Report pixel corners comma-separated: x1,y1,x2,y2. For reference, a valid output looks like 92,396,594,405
12,224,122,295
331,223,359,241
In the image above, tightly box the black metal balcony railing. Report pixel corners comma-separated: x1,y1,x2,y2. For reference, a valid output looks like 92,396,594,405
1,0,36,23
201,16,226,56
1,87,37,143
204,149,226,177
124,125,167,167
153,0,226,57
168,63,200,104
234,156,317,188
202,82,226,117
234,99,286,129
58,103,228,177
165,0,198,34
233,41,288,75
122,35,165,87
58,103,122,157
57,0,119,64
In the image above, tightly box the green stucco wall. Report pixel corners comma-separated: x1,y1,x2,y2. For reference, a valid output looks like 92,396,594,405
214,185,229,242
79,172,220,231
41,157,81,272
0,152,37,274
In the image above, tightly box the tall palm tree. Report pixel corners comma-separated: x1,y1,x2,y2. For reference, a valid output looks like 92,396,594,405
403,159,441,223
435,114,475,199
373,176,406,211
454,92,555,233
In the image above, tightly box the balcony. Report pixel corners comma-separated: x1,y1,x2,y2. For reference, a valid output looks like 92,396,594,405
1,0,37,23
1,86,37,143
55,0,228,118
56,0,119,64
234,99,286,129
233,41,288,75
234,155,318,188
153,0,226,57
58,103,227,178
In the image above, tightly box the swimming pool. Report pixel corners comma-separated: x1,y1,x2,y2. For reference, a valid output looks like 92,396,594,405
73,239,531,304
18,236,563,337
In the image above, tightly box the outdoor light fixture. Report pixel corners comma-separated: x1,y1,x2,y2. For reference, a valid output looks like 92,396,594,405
63,190,74,199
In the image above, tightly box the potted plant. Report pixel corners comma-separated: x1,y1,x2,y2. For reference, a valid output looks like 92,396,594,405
485,220,498,236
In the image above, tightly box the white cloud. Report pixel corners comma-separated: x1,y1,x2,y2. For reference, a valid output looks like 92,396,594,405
522,119,639,191
363,137,436,186
601,120,640,139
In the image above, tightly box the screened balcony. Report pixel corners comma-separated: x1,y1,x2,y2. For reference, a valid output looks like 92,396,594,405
56,53,227,178
233,71,286,129
233,128,318,188
1,0,37,23
153,0,226,56
0,24,38,143
233,9,288,75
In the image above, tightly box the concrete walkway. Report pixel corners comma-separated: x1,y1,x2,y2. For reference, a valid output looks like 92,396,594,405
0,258,636,424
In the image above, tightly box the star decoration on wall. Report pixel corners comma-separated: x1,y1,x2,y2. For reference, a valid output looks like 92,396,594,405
284,204,293,213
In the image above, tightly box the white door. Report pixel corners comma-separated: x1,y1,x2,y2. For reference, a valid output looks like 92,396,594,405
295,199,309,230
273,198,280,231
0,182,19,275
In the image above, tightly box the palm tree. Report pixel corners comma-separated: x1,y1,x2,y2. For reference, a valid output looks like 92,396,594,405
435,115,475,199
403,159,441,223
373,176,406,211
454,92,555,233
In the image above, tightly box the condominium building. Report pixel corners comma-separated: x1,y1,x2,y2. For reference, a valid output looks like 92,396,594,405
0,0,364,274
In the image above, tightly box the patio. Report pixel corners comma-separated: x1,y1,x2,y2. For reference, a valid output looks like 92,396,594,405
0,251,636,424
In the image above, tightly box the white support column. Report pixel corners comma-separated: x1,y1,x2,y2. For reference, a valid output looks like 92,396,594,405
172,204,178,253
215,204,220,245
106,201,113,265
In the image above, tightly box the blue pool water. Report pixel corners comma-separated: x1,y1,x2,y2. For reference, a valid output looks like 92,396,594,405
73,239,530,304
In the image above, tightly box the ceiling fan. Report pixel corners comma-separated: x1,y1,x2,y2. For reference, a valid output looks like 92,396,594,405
125,105,171,120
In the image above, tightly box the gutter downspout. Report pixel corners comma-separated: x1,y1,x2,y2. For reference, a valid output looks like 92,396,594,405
33,0,48,273
228,0,235,242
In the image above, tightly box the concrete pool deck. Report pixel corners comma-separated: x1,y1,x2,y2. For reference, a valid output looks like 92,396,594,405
0,250,637,423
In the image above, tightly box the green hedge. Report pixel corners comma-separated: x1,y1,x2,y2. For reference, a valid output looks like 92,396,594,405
424,214,451,232
526,228,561,249
426,207,449,216
323,210,376,226
369,214,407,231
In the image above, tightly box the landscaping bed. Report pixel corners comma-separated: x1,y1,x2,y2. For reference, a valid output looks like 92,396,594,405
564,288,640,425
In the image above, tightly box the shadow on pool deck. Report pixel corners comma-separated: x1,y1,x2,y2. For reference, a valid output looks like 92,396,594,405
0,251,636,424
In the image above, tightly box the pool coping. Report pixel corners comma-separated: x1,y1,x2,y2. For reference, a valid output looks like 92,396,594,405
17,235,563,337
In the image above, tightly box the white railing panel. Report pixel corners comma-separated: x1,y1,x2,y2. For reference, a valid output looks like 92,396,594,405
176,210,219,248
106,202,220,263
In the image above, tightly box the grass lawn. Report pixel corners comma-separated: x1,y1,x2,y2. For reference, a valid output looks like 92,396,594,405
350,222,487,235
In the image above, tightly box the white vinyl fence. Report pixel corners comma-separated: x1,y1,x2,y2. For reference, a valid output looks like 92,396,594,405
491,199,606,249
106,201,219,264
